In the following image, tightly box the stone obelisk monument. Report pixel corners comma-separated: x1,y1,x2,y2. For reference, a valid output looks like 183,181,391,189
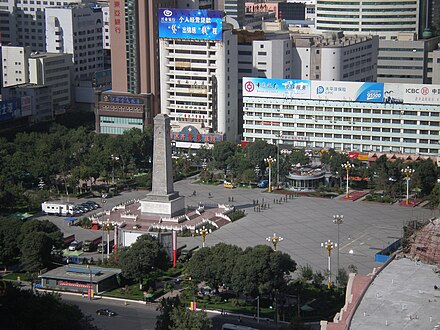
140,114,185,217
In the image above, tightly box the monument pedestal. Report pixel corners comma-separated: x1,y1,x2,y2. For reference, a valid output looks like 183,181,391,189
140,195,185,217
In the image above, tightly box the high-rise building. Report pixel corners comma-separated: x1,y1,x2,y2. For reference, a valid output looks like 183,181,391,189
315,0,420,40
95,0,174,135
159,8,238,149
177,0,214,10
0,0,84,51
45,4,104,81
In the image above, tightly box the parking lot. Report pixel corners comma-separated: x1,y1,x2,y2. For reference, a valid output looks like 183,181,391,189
39,177,433,275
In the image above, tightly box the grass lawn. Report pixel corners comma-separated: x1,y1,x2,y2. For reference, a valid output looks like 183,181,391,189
3,272,36,281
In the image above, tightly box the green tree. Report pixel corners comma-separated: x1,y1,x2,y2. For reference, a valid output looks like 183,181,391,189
298,264,313,283
119,235,169,284
170,306,212,330
245,140,277,170
231,245,296,298
336,268,349,288
19,219,63,249
20,231,53,271
414,159,438,196
312,271,325,287
212,141,238,172
156,296,181,330
0,217,22,266
0,281,98,330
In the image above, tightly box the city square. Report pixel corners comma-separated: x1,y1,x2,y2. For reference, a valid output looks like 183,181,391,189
172,177,433,276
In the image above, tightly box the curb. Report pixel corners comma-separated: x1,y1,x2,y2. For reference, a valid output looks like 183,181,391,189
36,288,152,305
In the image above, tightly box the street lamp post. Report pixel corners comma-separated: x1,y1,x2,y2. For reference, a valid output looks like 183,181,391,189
202,158,207,171
111,154,119,184
333,215,344,286
264,156,276,193
196,226,212,248
266,233,284,251
276,133,282,186
401,166,415,205
341,162,354,199
321,239,337,289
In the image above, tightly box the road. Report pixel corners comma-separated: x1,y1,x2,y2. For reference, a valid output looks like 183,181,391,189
62,294,158,330
61,293,281,330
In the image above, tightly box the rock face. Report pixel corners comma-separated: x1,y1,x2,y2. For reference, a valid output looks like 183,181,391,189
140,114,185,217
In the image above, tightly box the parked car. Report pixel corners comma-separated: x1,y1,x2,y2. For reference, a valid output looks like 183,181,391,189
223,181,236,189
96,309,116,317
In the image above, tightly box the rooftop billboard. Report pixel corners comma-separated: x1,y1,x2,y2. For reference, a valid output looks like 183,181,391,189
158,8,223,41
243,78,440,106
311,81,384,103
384,83,440,105
242,77,311,99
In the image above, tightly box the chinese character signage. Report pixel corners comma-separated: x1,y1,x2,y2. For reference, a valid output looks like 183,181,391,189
103,94,142,105
311,81,384,103
158,8,223,41
113,1,122,34
170,125,224,143
0,98,21,122
243,77,311,99
384,83,440,105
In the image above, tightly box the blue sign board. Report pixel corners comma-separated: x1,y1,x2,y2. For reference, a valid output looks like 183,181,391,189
158,8,223,41
0,98,21,122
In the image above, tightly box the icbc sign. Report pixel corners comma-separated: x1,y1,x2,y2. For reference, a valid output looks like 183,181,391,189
405,87,430,95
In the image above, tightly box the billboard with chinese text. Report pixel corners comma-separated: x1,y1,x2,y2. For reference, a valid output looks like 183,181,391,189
310,81,384,103
158,9,222,41
171,125,223,143
384,83,440,105
0,98,22,122
242,77,311,99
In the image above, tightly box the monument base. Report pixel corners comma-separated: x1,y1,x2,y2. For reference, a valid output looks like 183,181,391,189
140,196,185,217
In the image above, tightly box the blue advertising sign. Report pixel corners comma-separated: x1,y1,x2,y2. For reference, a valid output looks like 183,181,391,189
311,81,384,103
242,77,311,99
0,98,21,122
171,125,224,143
158,8,223,41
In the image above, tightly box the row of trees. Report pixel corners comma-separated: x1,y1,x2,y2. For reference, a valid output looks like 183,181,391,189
186,243,296,299
0,217,63,270
0,124,153,211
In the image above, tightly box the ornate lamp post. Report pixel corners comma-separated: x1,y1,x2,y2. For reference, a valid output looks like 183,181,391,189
401,166,415,205
264,156,276,193
255,164,260,179
266,233,284,251
333,215,344,286
111,154,119,184
341,162,354,199
196,226,212,248
202,158,207,171
321,239,337,289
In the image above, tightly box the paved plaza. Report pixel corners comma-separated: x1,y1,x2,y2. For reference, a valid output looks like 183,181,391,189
174,177,434,276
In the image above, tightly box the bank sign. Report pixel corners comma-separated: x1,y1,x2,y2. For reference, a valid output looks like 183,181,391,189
384,83,440,105
243,77,311,99
158,9,222,41
311,81,384,103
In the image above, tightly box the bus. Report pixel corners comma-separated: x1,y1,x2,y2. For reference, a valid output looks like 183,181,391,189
222,324,259,330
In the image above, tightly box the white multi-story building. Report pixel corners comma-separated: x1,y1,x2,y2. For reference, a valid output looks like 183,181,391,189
159,9,238,149
242,77,440,156
2,47,72,122
315,0,420,40
1,0,84,51
291,32,378,82
1,46,31,87
45,4,104,81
